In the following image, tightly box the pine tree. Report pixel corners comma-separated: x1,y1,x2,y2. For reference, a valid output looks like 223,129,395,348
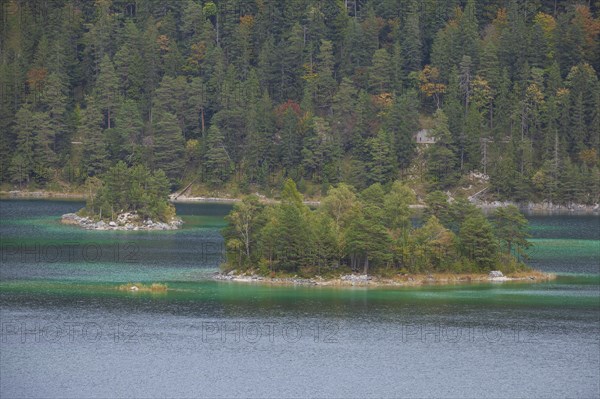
402,0,422,74
203,124,231,185
423,190,451,226
331,78,358,151
279,23,306,102
31,110,56,182
83,0,116,77
152,111,185,182
277,104,304,177
463,104,485,171
9,105,36,185
565,63,600,156
366,129,394,185
40,72,68,156
458,0,480,64
479,37,501,101
95,55,120,129
302,117,328,182
390,41,405,93
114,100,144,163
345,185,392,274
309,211,339,272
114,21,145,101
369,48,392,94
340,19,368,80
257,35,279,101
246,89,274,185
431,17,460,82
79,96,107,177
386,90,419,169
269,179,312,271
314,40,336,112
493,205,531,260
427,109,459,188
459,212,499,270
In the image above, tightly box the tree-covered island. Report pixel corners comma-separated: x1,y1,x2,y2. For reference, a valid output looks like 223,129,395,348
61,161,182,230
220,179,551,285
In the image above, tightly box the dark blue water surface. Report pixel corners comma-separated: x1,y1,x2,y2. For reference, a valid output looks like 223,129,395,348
0,200,598,398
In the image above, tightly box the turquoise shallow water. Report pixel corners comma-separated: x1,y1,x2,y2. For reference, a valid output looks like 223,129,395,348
0,200,598,398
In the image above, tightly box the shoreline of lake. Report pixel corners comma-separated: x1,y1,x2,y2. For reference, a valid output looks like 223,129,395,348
213,270,556,288
3,190,599,214
1,190,86,199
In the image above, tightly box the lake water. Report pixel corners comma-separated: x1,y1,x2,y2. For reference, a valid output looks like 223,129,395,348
1,200,598,398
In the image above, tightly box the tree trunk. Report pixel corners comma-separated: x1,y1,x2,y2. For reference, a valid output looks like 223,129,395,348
244,226,250,258
201,108,205,136
363,253,369,275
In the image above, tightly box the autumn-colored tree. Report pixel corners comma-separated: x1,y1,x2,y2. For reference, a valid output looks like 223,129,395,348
418,65,446,108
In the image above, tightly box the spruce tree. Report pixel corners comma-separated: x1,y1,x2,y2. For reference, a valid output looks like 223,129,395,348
203,124,231,185
9,105,36,185
427,109,459,188
493,205,531,260
95,55,120,129
369,49,392,94
31,110,56,182
314,40,336,112
459,212,499,270
386,90,419,169
79,96,108,177
152,111,185,182
366,129,395,185
402,0,423,74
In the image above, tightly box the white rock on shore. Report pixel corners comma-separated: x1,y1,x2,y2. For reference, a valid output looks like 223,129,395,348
341,274,372,282
61,212,183,231
214,272,318,285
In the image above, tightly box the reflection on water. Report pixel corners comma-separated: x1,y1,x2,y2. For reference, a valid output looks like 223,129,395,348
0,200,598,398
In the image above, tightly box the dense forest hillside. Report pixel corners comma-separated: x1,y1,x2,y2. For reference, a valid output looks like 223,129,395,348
1,0,599,204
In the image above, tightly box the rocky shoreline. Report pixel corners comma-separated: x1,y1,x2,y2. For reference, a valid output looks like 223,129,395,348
1,190,85,199
61,212,183,231
474,200,599,214
171,194,322,206
213,270,555,287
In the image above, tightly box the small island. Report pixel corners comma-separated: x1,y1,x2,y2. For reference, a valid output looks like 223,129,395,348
218,179,553,286
62,162,182,231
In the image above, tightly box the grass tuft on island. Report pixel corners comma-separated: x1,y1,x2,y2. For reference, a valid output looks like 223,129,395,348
117,283,168,292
